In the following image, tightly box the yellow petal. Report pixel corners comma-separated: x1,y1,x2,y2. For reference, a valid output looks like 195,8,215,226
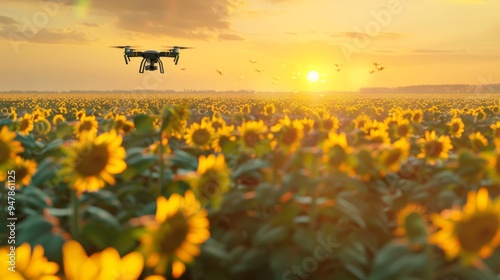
172,261,186,278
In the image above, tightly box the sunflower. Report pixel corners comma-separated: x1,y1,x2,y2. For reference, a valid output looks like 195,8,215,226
469,131,488,152
240,104,251,114
140,191,210,277
271,115,304,153
114,114,127,131
395,204,428,246
263,103,276,116
430,188,500,265
192,154,230,209
7,107,17,121
75,115,98,138
74,109,86,120
184,120,214,150
17,113,34,135
300,118,315,134
237,120,269,156
90,246,144,280
52,114,66,126
319,114,339,132
377,138,410,174
121,121,135,134
63,240,143,280
352,114,371,130
211,124,236,153
366,128,390,144
322,132,352,172
483,144,500,183
0,243,60,280
0,156,37,188
447,117,465,138
418,130,453,164
473,108,486,121
0,126,24,170
395,118,412,138
35,118,52,135
411,109,424,123
490,121,500,138
61,130,127,193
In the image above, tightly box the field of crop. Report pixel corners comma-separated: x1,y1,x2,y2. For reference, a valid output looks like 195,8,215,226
1,92,500,280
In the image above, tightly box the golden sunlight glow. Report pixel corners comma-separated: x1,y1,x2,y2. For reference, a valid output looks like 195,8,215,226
307,70,320,83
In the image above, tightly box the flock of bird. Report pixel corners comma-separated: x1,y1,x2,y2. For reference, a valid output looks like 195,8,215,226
183,60,386,85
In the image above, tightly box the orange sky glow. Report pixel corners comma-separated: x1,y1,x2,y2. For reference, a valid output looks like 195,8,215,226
1,0,499,92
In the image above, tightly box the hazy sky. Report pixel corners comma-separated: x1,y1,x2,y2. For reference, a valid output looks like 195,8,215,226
1,0,499,92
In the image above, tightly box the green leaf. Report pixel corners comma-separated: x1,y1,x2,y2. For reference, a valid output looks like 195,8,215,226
231,159,269,180
368,240,427,280
83,206,121,231
134,114,155,134
31,158,59,187
254,223,288,246
171,149,198,170
335,194,366,229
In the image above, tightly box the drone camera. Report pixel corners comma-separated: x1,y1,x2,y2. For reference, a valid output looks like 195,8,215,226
147,65,158,71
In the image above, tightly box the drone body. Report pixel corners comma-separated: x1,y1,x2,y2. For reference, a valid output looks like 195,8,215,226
111,46,192,74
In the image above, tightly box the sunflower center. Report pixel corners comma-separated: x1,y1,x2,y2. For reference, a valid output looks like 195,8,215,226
398,125,409,136
243,131,260,148
16,166,28,182
385,149,402,167
456,213,500,253
0,141,10,165
328,145,347,167
323,119,334,130
425,140,443,158
282,128,298,146
451,123,460,133
192,129,211,146
75,144,109,177
159,211,190,254
79,121,94,133
212,121,223,131
19,119,30,131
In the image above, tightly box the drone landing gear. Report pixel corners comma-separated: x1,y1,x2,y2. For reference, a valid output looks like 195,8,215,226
158,59,164,74
138,58,164,74
139,58,146,73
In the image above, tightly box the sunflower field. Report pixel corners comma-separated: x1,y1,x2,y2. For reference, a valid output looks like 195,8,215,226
1,92,500,280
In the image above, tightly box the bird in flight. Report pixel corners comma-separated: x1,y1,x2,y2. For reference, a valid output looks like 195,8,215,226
255,68,263,73
216,69,226,75
334,63,342,72
249,59,257,64
369,63,386,73
180,68,186,71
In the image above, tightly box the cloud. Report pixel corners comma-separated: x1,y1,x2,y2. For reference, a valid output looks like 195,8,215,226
412,49,458,53
80,22,100,28
333,32,409,40
77,0,244,40
218,33,245,41
3,0,245,40
0,17,93,44
0,15,18,25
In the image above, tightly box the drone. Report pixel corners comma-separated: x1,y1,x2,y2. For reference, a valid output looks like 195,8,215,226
110,45,193,74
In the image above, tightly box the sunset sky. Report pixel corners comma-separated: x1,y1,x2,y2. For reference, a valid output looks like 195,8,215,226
1,0,499,92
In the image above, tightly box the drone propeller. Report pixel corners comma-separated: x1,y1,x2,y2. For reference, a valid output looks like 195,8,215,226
162,46,194,50
109,45,142,49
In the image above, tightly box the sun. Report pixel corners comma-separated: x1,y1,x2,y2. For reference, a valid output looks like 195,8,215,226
307,70,320,83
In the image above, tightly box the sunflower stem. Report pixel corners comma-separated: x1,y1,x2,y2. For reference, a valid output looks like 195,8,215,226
157,132,165,196
70,190,79,241
423,244,435,280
